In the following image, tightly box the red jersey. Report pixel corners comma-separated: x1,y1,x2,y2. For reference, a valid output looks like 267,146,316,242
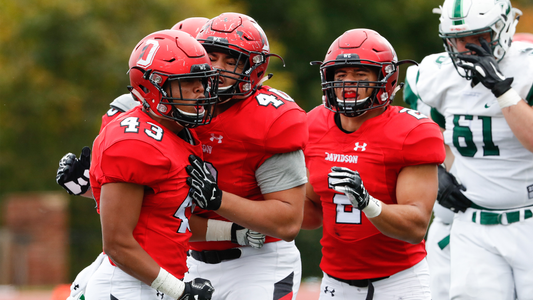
190,85,308,251
305,105,444,279
90,106,203,278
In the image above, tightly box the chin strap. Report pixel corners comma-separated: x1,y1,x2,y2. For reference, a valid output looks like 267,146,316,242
258,73,274,86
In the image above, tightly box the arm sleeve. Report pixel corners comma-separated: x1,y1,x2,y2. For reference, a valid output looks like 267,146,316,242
265,109,308,153
255,150,307,194
403,123,446,166
99,140,170,193
430,107,446,129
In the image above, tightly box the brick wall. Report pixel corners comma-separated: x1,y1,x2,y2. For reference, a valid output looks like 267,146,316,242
1,192,68,285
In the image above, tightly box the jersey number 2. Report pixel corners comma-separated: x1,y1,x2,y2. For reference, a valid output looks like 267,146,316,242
333,194,362,224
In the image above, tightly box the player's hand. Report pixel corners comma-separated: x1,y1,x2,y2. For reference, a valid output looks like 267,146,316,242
186,155,222,210
179,278,214,300
437,165,472,213
231,223,265,249
328,166,370,210
56,146,92,195
456,38,513,97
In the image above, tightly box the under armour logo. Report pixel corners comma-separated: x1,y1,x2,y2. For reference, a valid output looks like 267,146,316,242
74,284,79,290
210,134,223,143
156,290,164,299
354,142,367,151
324,286,335,297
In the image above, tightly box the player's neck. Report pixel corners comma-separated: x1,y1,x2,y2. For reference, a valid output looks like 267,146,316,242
337,106,386,133
214,97,242,116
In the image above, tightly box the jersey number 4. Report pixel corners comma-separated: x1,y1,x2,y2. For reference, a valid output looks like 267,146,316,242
120,117,164,141
255,88,294,108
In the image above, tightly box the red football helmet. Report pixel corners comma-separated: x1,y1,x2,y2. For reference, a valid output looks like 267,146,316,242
316,29,403,117
171,17,209,37
513,32,533,44
128,30,218,128
196,13,279,100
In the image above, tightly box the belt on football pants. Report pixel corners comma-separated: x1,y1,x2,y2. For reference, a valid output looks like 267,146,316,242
327,273,389,300
189,248,242,264
472,209,533,225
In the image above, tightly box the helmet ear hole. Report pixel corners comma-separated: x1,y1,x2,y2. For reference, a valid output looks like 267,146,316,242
139,85,150,94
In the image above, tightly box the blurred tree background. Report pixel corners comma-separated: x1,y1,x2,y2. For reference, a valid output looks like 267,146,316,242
1,0,532,282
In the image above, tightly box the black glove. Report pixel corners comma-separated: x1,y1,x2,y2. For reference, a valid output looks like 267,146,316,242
437,165,472,213
186,155,222,210
179,278,215,300
56,146,92,195
456,38,513,97
328,166,370,210
231,223,265,249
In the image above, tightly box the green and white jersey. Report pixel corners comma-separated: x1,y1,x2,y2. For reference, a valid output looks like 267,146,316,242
404,43,533,210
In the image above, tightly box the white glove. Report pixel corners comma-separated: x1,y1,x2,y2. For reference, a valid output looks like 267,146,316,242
231,223,266,249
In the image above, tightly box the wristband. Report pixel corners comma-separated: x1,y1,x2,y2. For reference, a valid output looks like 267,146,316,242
205,219,233,241
497,88,522,109
151,267,185,299
362,196,382,218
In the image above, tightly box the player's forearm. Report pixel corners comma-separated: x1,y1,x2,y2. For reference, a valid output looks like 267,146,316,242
502,101,533,152
103,236,161,286
368,203,431,244
216,190,304,241
81,188,94,198
188,214,208,241
301,197,323,230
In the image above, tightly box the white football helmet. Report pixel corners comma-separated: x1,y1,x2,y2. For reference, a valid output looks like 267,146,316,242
438,0,522,77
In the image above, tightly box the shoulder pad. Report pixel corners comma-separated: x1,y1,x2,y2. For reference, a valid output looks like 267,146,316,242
110,94,139,112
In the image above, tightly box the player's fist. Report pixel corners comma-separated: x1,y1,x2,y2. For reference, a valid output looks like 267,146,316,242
328,166,370,210
186,155,222,210
437,165,472,213
56,146,92,195
456,38,513,97
179,278,214,300
231,223,265,249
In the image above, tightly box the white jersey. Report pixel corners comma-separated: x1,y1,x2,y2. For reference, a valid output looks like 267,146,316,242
405,43,533,210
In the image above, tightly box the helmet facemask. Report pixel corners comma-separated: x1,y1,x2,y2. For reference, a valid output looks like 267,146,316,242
200,39,267,102
146,67,219,128
196,13,274,102
441,27,498,79
438,0,522,79
322,61,395,117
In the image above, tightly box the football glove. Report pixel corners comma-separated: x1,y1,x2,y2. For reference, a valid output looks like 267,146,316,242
328,166,370,210
437,165,472,213
456,38,513,97
231,223,265,249
56,146,92,195
179,278,214,300
186,155,222,210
